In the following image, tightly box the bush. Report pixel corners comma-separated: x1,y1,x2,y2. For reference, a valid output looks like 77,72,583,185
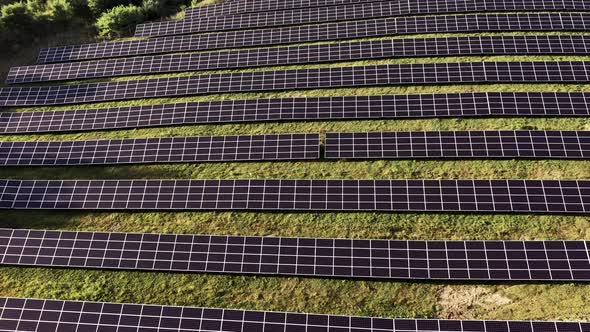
96,4,145,38
25,0,46,13
88,0,139,16
1,2,38,32
46,0,74,23
0,2,39,51
143,0,187,19
141,0,162,19
65,0,92,18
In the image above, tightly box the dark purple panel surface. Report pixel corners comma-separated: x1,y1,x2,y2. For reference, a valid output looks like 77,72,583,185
3,61,590,107
0,179,588,213
2,93,589,134
37,13,587,64
1,229,589,281
135,0,590,37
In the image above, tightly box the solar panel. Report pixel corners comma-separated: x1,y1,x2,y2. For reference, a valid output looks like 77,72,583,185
2,297,587,332
3,61,590,107
325,131,590,160
2,228,589,281
1,179,588,213
2,92,590,134
0,134,320,166
11,35,590,84
37,13,588,64
185,0,380,18
135,0,590,37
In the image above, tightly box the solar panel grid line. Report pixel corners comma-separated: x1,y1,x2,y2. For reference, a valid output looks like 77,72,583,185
11,35,590,84
324,131,590,160
2,92,590,134
0,133,320,166
36,13,590,64
1,179,589,213
1,298,589,332
4,61,590,106
134,0,590,37
1,228,589,281
185,0,382,18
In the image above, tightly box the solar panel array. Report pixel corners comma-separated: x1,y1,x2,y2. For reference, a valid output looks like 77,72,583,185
135,0,590,37
2,229,589,281
2,131,587,165
1,179,589,213
325,131,590,160
3,297,587,332
36,13,587,64
4,0,590,325
3,61,590,106
0,134,320,166
10,35,590,84
2,93,589,134
185,0,379,18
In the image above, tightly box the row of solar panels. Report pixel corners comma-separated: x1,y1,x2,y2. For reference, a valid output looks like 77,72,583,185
134,0,590,37
2,93,588,133
2,297,584,332
1,228,589,281
1,179,589,213
7,35,590,84
0,1,585,72
4,61,590,106
35,13,590,64
0,130,589,166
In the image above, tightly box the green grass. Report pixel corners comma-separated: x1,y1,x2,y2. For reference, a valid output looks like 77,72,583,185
1,19,590,321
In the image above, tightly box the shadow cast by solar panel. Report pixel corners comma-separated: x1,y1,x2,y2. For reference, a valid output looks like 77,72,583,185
0,157,325,167
0,152,323,168
328,156,590,161
1,203,589,216
0,263,581,285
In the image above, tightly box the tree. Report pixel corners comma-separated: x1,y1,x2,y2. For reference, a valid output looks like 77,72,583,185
46,0,74,23
0,2,38,51
96,4,145,38
143,0,188,19
88,0,140,16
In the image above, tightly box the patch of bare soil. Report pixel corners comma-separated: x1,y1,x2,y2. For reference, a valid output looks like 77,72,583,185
438,286,511,319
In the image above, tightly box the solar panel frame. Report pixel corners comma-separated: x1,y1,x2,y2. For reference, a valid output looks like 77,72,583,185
0,133,320,166
11,35,590,84
3,61,590,107
1,228,589,281
324,131,590,160
134,0,590,37
1,179,589,213
2,297,588,332
2,92,590,134
36,13,590,64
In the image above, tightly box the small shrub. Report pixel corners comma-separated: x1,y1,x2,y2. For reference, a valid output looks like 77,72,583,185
46,0,74,23
1,2,37,32
25,0,46,13
96,4,145,38
141,0,160,18
0,2,39,51
143,0,187,19
66,0,93,18
88,0,139,16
